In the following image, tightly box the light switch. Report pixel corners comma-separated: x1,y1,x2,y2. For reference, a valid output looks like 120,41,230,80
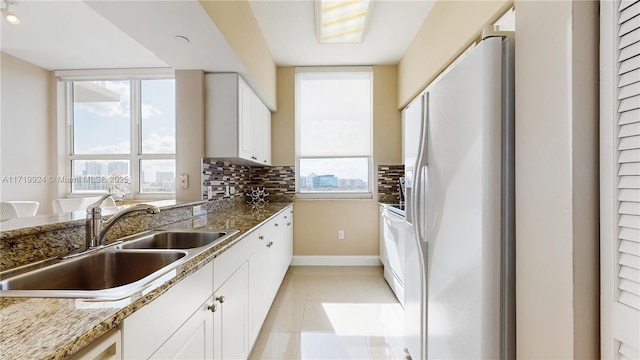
179,174,189,189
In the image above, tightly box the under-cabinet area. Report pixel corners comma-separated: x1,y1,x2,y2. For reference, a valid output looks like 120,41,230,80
0,202,293,360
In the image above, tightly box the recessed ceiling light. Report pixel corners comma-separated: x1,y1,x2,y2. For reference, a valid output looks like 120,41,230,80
314,0,374,44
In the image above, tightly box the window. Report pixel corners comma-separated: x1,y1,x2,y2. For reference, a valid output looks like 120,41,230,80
66,77,176,198
295,67,372,198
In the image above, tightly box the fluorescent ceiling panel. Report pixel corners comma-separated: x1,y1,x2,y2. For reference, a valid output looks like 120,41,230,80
316,0,373,44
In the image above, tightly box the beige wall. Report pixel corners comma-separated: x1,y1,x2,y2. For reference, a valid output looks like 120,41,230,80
175,70,205,202
200,0,277,110
271,67,295,166
0,53,57,214
273,65,402,256
397,0,511,109
514,0,599,358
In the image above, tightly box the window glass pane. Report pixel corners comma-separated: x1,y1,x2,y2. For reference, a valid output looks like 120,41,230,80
72,81,131,154
71,160,130,195
299,158,369,192
141,79,176,154
140,159,176,193
297,72,371,156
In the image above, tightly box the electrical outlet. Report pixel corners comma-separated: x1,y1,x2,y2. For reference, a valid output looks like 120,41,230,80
192,205,202,216
207,186,213,200
338,230,345,240
230,186,236,194
179,174,189,189
225,185,230,196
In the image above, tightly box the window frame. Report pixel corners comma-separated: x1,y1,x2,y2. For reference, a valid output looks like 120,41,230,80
294,66,374,199
56,69,176,200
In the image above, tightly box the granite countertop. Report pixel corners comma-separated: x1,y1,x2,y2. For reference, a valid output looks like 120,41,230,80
0,202,293,360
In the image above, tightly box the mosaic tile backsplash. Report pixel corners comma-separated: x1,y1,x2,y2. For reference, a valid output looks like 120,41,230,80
202,159,252,201
250,166,296,202
377,165,405,203
203,160,404,204
202,160,295,202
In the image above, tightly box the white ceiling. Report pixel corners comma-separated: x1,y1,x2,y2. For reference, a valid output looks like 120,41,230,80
0,0,168,70
249,0,435,66
1,0,435,79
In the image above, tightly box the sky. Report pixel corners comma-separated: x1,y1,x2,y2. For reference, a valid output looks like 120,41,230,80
73,80,175,182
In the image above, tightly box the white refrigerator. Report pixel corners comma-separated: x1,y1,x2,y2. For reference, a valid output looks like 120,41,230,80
403,35,515,360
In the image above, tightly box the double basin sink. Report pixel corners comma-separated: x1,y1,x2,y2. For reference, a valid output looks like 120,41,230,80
0,229,239,301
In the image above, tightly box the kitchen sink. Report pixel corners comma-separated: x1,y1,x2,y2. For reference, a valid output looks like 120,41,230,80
0,229,239,300
0,251,186,291
119,230,233,250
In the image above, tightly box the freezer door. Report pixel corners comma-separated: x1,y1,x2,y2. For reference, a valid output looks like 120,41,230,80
403,94,424,225
423,37,504,359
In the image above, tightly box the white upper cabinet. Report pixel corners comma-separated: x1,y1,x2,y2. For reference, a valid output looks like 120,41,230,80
205,73,272,166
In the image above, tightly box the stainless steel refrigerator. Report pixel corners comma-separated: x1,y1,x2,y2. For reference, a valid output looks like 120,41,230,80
403,34,515,360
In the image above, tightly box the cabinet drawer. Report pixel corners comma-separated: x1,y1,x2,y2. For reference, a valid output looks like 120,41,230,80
122,262,213,360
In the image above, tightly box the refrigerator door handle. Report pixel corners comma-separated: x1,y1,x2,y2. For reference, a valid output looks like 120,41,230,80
413,92,429,246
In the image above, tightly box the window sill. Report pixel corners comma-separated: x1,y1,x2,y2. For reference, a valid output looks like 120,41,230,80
295,192,373,200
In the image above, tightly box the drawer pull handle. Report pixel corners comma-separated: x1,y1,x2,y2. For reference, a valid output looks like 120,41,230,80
207,304,217,313
216,296,225,303
287,222,291,226
274,223,279,227
267,241,273,248
259,235,264,240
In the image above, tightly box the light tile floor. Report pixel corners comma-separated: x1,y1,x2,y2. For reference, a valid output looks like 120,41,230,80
249,266,408,360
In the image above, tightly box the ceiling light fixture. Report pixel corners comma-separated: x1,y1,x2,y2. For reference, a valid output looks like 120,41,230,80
2,0,20,25
314,0,374,44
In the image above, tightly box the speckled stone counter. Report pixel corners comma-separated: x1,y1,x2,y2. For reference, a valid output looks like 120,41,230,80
0,202,293,360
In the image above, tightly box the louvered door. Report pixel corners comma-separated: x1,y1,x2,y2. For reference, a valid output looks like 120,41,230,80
601,0,640,358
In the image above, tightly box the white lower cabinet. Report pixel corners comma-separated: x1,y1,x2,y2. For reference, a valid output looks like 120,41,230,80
121,262,214,360
150,298,214,360
248,238,270,345
120,205,293,360
213,262,248,360
69,329,121,360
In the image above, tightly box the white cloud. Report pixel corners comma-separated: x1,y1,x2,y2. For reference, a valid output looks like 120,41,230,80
142,133,176,154
142,103,163,120
85,140,130,154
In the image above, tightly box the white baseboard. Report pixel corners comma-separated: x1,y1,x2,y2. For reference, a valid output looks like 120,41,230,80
291,255,381,266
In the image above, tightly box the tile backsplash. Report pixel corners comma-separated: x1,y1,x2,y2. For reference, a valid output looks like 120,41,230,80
202,159,251,201
249,166,296,202
377,165,405,203
203,160,404,204
202,160,295,203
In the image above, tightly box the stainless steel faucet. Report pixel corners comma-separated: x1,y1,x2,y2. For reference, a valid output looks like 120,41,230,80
85,194,160,250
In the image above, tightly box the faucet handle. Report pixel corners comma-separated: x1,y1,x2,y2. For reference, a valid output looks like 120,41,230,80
86,194,114,214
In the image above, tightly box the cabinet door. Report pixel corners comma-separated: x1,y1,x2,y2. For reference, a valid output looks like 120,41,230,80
283,208,293,269
69,329,121,360
265,209,294,301
238,80,254,161
150,297,214,360
214,263,249,360
250,95,264,164
261,103,272,166
248,239,270,344
122,262,213,360
267,224,284,302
